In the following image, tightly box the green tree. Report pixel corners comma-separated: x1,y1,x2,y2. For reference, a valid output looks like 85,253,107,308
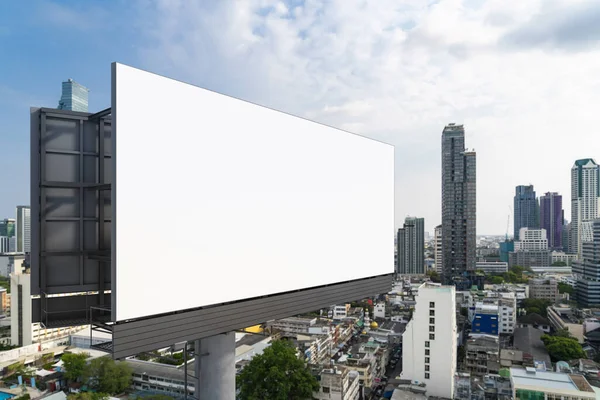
67,393,109,400
558,283,574,295
62,353,89,382
236,339,319,400
541,335,585,361
490,276,504,285
554,328,571,338
521,298,552,318
426,270,440,283
552,261,567,267
83,357,132,395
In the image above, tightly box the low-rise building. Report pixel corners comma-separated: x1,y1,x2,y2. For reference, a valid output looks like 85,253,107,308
270,317,317,334
475,261,508,274
512,326,551,369
464,334,500,377
510,367,596,400
547,306,585,343
551,251,578,266
509,250,552,269
516,313,552,334
127,359,194,398
331,305,350,320
472,304,499,335
313,366,360,400
529,278,559,303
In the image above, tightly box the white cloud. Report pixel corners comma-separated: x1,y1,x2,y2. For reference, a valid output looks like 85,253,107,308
136,0,600,234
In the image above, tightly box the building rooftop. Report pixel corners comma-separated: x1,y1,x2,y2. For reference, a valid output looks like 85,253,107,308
379,321,406,334
511,367,594,393
125,359,190,381
518,313,551,326
235,333,268,348
513,327,551,366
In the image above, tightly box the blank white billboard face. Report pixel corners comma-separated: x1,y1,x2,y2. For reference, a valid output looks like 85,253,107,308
112,63,394,322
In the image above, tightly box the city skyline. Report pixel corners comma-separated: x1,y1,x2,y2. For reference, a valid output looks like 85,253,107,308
1,1,600,234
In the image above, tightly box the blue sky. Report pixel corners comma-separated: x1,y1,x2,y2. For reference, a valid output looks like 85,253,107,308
1,0,600,234
0,0,140,219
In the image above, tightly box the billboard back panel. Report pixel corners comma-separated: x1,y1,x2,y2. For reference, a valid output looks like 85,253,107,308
112,63,394,322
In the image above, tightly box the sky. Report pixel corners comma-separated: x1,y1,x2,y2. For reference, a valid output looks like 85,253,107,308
1,0,599,235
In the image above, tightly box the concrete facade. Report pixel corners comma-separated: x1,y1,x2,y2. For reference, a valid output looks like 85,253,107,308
401,282,456,398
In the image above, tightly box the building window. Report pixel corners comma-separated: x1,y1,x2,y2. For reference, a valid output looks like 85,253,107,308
429,317,435,324
425,365,430,371
323,387,330,393
425,357,430,363
425,373,430,379
430,302,435,308
429,334,435,340
425,341,430,348
429,326,435,332
430,310,435,316
425,349,430,355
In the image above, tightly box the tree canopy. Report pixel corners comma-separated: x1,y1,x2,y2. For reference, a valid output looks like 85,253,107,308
236,339,319,400
67,393,109,400
426,270,440,283
558,283,574,295
541,334,585,361
62,353,89,382
521,298,553,318
83,357,132,395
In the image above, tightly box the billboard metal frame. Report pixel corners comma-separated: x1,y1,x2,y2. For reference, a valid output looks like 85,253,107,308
31,85,393,359
30,107,112,328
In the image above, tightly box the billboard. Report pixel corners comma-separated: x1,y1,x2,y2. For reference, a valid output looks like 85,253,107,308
112,63,394,322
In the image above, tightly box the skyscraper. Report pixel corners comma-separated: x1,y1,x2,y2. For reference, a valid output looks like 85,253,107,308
441,123,476,286
540,192,563,250
16,206,30,254
573,219,600,307
514,185,539,240
57,78,89,112
0,218,15,238
434,224,443,274
571,159,600,258
397,217,425,275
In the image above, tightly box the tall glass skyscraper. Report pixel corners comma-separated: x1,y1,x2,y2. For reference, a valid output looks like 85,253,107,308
397,216,425,275
441,123,476,286
514,185,539,240
540,192,563,250
57,79,89,112
16,206,30,254
571,158,600,258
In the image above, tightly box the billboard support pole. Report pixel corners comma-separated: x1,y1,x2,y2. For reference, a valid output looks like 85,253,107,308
195,332,235,400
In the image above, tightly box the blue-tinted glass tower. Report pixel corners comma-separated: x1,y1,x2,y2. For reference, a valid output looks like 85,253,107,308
57,79,89,112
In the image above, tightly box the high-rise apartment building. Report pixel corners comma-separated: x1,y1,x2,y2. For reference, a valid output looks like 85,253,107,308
571,159,600,258
573,219,600,307
540,192,563,250
401,282,456,398
0,218,15,238
441,123,476,286
16,206,31,254
57,78,89,112
514,185,539,240
397,217,425,275
434,225,442,274
563,221,571,253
